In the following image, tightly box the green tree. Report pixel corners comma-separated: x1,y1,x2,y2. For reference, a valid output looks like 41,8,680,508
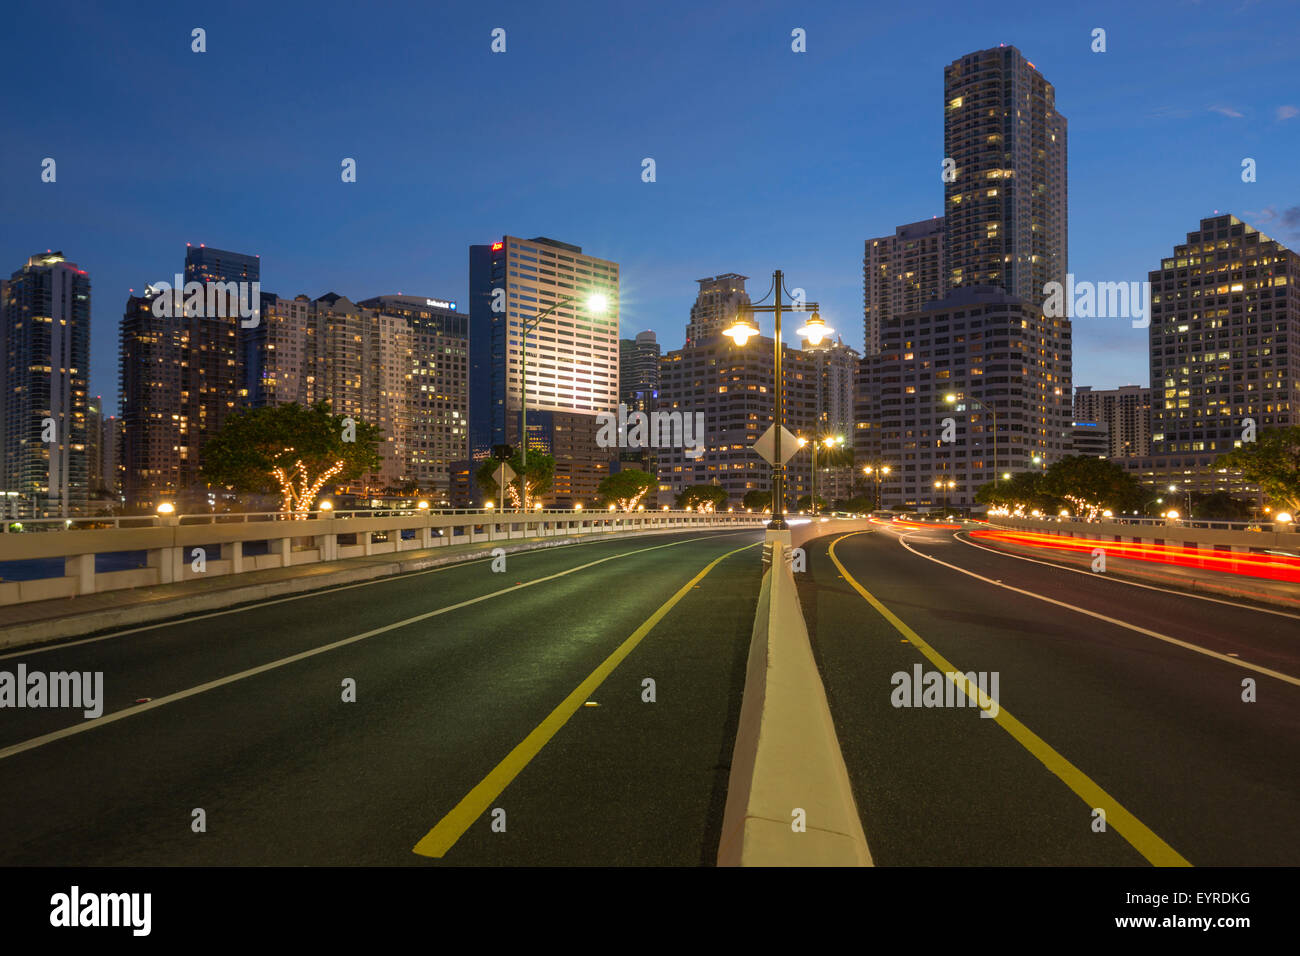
796,494,827,512
1042,455,1143,518
1216,426,1300,513
742,489,772,511
201,401,381,518
676,484,728,512
597,469,657,510
476,451,555,508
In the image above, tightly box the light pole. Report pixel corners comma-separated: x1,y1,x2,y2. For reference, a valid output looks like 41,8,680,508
934,478,955,513
722,270,826,531
518,290,608,512
799,434,842,515
945,392,998,493
863,463,891,511
1168,483,1192,518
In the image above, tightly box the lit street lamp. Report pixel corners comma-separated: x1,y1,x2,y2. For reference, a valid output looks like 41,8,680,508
519,290,609,512
799,434,843,515
723,270,826,530
863,463,891,511
933,477,955,513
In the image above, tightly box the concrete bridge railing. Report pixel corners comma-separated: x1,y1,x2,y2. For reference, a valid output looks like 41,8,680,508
0,509,765,607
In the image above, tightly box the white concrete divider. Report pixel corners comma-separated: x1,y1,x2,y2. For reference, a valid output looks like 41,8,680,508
718,523,874,867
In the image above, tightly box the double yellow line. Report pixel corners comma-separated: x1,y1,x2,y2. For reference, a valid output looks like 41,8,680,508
827,531,1190,867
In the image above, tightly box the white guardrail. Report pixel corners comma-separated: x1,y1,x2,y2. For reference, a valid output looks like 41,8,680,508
0,509,765,607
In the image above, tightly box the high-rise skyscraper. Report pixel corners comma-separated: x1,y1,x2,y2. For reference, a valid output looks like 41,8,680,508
242,293,311,408
619,330,661,412
359,295,469,501
863,286,1072,509
467,236,619,505
943,46,1067,303
0,252,92,517
863,219,945,355
684,274,750,348
184,243,260,286
1073,385,1151,458
1149,213,1298,456
120,246,251,511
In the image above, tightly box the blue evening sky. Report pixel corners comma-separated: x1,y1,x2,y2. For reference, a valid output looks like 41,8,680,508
3,0,1298,415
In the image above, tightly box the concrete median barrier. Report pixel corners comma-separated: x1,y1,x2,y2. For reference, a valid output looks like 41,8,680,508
718,528,873,866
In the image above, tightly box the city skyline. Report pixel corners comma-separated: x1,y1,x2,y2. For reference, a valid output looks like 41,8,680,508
5,0,1299,417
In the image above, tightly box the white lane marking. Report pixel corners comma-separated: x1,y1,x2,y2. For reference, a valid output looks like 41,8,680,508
1,530,754,661
888,532,1300,688
0,535,754,762
953,531,1300,621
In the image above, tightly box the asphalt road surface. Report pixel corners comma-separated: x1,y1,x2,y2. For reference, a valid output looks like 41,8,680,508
0,530,763,866
798,522,1300,866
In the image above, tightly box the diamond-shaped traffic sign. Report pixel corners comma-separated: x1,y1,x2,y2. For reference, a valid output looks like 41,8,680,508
493,462,517,486
751,424,800,466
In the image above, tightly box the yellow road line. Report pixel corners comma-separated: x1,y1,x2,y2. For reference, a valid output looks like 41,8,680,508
827,532,1191,868
412,540,760,858
0,534,745,763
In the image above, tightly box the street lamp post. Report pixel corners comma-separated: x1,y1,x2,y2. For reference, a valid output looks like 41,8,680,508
934,478,955,513
799,434,842,515
1168,483,1192,518
519,290,608,512
722,270,825,531
864,463,891,511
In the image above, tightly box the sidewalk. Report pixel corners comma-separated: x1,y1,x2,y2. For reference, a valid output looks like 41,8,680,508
0,527,680,650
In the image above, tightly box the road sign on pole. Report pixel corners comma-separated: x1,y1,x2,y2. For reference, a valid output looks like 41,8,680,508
752,424,800,466
494,462,516,511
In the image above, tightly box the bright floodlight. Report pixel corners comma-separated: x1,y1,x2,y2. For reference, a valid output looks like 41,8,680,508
1278,512,1294,523
586,293,608,313
882,466,890,474
156,502,175,515
944,393,958,404
1166,509,1180,519
797,437,809,447
796,311,832,346
723,315,759,346
417,500,430,510
320,500,333,510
